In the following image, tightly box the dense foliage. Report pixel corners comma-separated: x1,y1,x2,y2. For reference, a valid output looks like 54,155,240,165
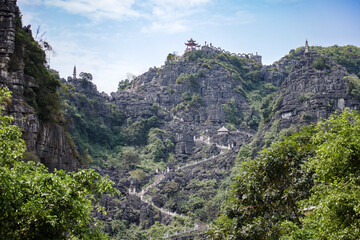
281,110,360,239
312,57,329,70
345,75,360,100
288,45,360,77
209,110,360,240
314,45,360,77
61,82,126,163
209,126,316,239
0,88,117,239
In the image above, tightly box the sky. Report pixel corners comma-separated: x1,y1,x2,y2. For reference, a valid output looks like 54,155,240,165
18,0,360,94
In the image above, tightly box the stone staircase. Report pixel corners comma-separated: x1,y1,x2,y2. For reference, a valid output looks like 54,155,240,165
128,150,228,217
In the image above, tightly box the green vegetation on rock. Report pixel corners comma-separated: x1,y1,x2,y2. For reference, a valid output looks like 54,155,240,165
209,110,360,240
312,57,330,70
11,15,62,123
288,45,360,77
176,73,199,89
0,88,117,239
345,75,360,99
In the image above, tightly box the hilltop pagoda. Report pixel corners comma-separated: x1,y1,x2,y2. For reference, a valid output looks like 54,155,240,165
73,65,77,79
185,38,200,51
304,39,310,55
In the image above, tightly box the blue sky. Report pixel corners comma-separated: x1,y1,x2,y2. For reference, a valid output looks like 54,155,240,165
19,0,360,93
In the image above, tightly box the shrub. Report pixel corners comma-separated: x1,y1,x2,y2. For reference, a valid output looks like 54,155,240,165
176,73,198,89
345,75,360,99
129,169,146,181
197,69,207,77
312,57,329,70
201,62,212,69
163,181,179,194
0,88,117,239
223,98,243,126
167,85,175,94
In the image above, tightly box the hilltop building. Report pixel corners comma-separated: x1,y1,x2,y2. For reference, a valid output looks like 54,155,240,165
185,38,200,52
217,126,230,135
252,52,262,64
305,39,310,55
73,65,77,79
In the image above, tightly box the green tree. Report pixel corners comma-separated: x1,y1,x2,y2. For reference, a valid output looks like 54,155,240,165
209,110,360,240
281,110,360,240
118,73,135,91
223,98,243,127
312,57,328,70
208,127,316,239
79,72,93,81
0,88,117,239
118,79,131,91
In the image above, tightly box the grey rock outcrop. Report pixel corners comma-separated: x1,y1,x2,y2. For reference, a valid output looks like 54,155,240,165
271,51,359,131
0,0,81,171
108,53,257,158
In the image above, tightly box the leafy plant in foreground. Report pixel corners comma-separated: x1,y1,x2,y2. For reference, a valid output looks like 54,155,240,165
209,109,360,240
0,88,117,239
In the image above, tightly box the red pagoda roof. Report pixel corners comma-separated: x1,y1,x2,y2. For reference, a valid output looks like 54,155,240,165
185,38,198,46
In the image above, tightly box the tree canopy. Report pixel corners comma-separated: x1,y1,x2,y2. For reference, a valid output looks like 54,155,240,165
208,109,360,240
0,88,117,239
79,72,93,82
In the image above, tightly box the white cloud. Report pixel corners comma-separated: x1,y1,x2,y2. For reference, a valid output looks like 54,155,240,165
18,1,43,25
20,0,42,5
151,0,210,8
43,0,140,21
140,0,211,33
264,0,300,3
47,30,146,94
20,11,40,26
23,0,212,34
141,20,188,34
203,10,254,26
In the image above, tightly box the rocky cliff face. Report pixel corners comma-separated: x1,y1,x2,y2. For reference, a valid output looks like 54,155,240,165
266,49,360,133
0,0,81,171
62,48,264,237
109,48,265,158
61,43,360,238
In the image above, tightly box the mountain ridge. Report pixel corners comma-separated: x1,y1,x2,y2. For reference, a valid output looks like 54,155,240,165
2,1,360,238
59,41,360,238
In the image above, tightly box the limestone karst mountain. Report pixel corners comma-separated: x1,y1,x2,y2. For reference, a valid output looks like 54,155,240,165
61,39,360,238
2,0,360,238
0,0,81,171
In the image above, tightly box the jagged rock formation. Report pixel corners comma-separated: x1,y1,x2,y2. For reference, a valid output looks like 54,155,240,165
275,52,359,129
0,0,81,171
4,1,360,238
263,48,360,135
49,26,360,240
61,40,360,238
109,48,263,159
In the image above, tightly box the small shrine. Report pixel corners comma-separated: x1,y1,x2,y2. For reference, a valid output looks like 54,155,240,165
217,126,230,135
304,39,310,55
73,65,77,79
185,38,200,52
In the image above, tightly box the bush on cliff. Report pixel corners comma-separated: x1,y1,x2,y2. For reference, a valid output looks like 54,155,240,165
0,88,117,239
209,109,360,240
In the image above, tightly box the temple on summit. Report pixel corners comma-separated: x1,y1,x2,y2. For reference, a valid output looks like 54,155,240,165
185,38,200,52
73,65,77,79
304,39,310,55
